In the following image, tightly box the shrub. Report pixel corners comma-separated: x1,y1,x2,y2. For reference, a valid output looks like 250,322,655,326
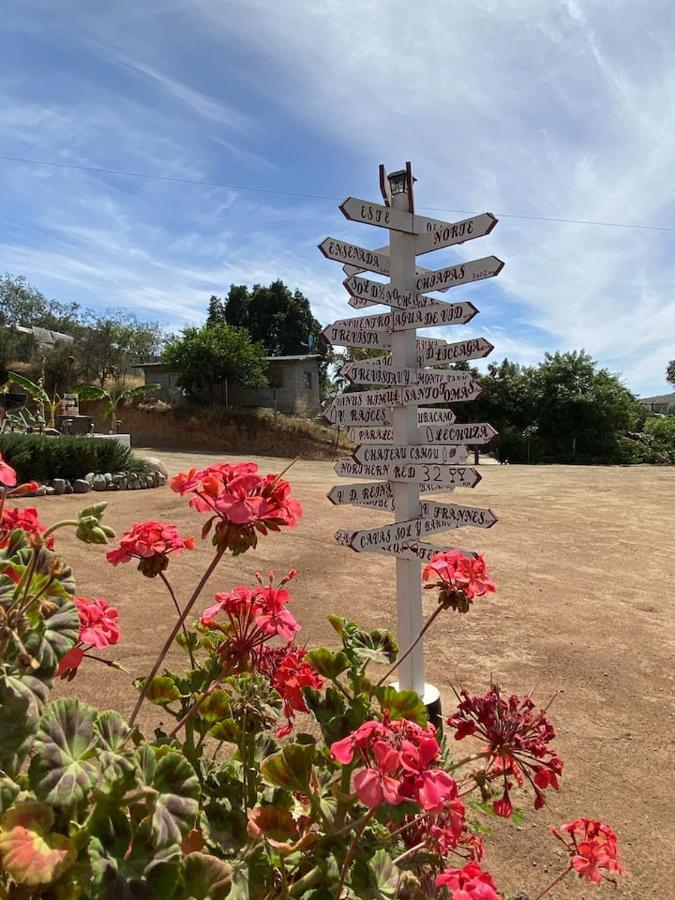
0,432,146,482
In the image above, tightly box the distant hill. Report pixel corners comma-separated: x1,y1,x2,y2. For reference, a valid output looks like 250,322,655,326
640,392,675,413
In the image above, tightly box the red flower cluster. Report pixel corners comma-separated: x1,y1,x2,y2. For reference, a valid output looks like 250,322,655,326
258,644,324,737
58,597,120,680
331,717,455,812
200,570,301,669
106,520,195,576
171,462,302,554
435,861,501,899
200,571,322,735
403,786,484,863
423,550,495,613
0,506,53,550
553,818,626,885
447,684,563,817
0,453,17,488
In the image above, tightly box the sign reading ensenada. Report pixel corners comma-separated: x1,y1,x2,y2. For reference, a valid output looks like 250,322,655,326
320,162,502,700
415,256,504,293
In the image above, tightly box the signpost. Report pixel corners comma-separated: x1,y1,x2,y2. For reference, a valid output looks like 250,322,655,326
320,163,502,715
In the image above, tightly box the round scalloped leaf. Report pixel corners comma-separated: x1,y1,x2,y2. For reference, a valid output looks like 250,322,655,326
29,698,98,810
0,776,20,814
88,831,181,898
0,800,75,887
149,752,200,849
0,673,47,778
93,711,136,801
23,594,80,675
177,852,233,900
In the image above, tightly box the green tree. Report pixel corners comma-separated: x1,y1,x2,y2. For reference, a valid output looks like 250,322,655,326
162,323,268,403
77,311,162,387
206,295,226,325
667,359,675,387
223,281,322,357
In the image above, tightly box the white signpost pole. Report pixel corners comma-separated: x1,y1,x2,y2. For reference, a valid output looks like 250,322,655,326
387,169,431,704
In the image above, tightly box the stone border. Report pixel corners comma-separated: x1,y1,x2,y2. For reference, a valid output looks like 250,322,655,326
23,470,168,496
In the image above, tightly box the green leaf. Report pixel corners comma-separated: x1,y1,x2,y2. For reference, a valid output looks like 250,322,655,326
88,827,181,899
144,675,182,705
7,371,50,407
327,615,398,666
24,594,80,675
177,852,233,900
93,710,136,800
0,776,20,813
0,800,76,887
147,751,200,848
72,384,108,402
260,740,315,794
0,672,47,777
375,686,428,727
29,698,98,809
209,717,242,744
306,648,350,680
351,849,400,899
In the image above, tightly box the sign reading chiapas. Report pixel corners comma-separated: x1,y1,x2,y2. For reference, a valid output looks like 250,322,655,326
320,162,501,700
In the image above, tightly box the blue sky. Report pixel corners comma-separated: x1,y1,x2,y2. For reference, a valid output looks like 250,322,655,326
1,0,674,396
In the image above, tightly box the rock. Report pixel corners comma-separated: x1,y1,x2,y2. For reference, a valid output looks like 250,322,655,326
112,474,127,490
65,481,74,494
92,474,107,491
104,472,113,484
51,478,67,495
45,486,56,496
34,485,47,496
85,472,95,485
141,456,169,478
74,479,92,494
156,472,167,487
145,473,156,488
109,483,120,491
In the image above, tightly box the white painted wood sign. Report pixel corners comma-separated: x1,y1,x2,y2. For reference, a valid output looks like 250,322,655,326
320,162,502,700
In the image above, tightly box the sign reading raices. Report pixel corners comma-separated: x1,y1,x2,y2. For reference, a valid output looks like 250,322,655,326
320,162,502,698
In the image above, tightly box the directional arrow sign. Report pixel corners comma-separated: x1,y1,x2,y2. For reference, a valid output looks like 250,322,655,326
419,500,498,529
339,197,418,233
323,379,482,423
419,337,494,365
327,481,394,508
324,406,392,426
353,444,468,465
346,411,457,442
417,408,459,425
416,256,504,293
341,362,418,386
415,212,498,255
321,324,391,350
387,464,481,489
341,247,442,280
419,423,498,445
347,513,466,552
319,238,391,275
369,540,476,562
392,301,478,330
345,276,454,311
347,426,397,444
334,459,389,480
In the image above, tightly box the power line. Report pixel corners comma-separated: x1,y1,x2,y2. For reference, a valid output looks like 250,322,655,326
1,153,674,234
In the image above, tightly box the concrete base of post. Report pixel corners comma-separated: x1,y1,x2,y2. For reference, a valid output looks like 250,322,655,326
392,682,443,731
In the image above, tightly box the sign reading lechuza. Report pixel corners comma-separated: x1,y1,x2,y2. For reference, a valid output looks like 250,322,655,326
321,162,502,699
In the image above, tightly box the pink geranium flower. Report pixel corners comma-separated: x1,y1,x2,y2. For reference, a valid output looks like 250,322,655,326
106,520,195,576
553,818,626,885
436,861,501,899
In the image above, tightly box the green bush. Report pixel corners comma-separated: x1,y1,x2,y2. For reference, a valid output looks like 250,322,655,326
0,433,147,482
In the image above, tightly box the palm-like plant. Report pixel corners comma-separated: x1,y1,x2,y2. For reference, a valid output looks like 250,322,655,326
6,371,57,428
72,382,160,433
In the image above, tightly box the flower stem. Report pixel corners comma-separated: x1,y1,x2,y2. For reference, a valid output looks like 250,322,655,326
393,840,427,866
376,603,445,688
336,809,374,900
159,571,196,670
532,865,572,900
128,546,225,728
167,663,226,738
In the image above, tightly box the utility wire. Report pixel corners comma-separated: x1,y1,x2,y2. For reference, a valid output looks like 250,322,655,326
1,154,674,234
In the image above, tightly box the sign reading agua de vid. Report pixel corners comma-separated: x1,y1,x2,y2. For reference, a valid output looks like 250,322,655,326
320,162,502,700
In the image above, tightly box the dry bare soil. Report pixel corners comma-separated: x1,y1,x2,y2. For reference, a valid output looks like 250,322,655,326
44,451,673,898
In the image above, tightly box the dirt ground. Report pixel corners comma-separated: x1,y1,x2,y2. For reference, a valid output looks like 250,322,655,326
40,449,674,898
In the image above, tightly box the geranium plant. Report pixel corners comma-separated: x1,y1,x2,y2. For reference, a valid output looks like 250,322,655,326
0,452,625,897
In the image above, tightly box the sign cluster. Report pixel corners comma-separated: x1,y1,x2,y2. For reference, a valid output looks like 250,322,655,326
320,173,501,566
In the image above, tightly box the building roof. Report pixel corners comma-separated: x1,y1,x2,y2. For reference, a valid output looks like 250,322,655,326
137,354,321,368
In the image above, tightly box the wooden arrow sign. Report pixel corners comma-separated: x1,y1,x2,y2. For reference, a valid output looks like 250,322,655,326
353,444,468,465
419,423,498,445
341,362,418,386
324,406,392,426
417,408,459,425
388,464,481,489
327,481,394,509
419,500,498,529
319,238,392,275
345,276,454,310
321,323,392,350
334,459,390,479
346,513,460,552
341,248,442,280
327,387,402,411
392,301,478,330
416,256,504,293
419,337,494,365
398,379,483,405
339,197,417,233
346,410,457,442
415,212,498,255
368,540,476,562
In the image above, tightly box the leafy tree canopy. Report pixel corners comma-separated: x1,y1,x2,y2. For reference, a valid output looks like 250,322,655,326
667,359,675,387
162,323,268,402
